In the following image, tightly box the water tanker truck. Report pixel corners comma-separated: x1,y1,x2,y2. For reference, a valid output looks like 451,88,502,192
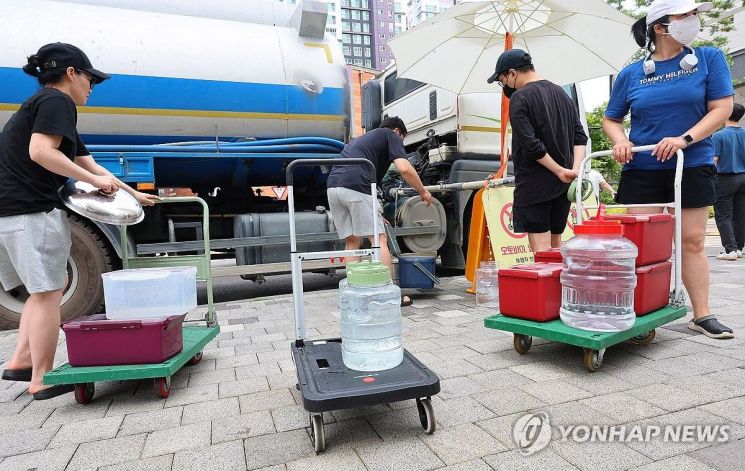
0,0,533,328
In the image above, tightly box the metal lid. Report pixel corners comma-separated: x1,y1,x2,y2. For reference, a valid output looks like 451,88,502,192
395,196,446,253
58,180,144,225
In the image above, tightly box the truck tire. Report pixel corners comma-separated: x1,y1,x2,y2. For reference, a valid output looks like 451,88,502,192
0,215,113,330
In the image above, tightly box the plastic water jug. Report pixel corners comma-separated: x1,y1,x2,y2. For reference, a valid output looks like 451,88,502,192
476,261,499,307
560,219,638,332
340,261,403,371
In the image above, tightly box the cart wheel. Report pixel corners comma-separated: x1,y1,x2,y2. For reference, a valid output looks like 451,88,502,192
154,377,172,398
187,351,203,366
416,398,436,434
513,334,532,355
629,330,656,346
583,349,604,373
74,383,95,405
310,414,325,453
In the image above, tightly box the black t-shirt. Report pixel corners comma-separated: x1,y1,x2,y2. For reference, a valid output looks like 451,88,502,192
326,127,406,195
509,80,588,207
0,88,89,216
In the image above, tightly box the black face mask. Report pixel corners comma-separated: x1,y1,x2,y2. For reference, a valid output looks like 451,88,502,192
501,72,517,99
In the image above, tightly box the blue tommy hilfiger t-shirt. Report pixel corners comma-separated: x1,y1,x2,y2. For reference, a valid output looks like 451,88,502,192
605,46,734,170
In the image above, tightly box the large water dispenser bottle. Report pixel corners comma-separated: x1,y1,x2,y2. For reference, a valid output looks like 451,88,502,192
476,261,499,308
340,261,403,371
560,219,638,332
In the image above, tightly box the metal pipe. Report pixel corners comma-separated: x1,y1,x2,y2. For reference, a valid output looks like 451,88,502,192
388,176,515,197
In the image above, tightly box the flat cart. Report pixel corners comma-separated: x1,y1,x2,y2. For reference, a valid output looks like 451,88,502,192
286,159,440,453
43,197,219,403
484,146,687,372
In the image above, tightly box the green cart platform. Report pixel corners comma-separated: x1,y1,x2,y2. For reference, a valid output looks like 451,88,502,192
44,197,219,404
484,305,687,372
484,147,688,373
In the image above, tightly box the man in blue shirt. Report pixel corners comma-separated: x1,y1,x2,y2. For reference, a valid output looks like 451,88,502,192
712,103,745,260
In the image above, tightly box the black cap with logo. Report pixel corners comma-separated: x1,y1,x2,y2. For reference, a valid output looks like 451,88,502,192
34,43,110,84
487,48,533,84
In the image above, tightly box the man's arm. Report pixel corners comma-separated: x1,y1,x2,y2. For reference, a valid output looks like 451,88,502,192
392,158,432,206
75,155,159,206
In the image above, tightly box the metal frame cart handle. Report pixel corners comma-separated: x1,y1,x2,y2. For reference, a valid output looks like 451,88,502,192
286,158,440,453
484,146,688,372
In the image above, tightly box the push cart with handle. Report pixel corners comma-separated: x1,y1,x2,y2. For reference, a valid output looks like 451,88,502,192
286,158,440,453
43,197,219,403
484,146,688,372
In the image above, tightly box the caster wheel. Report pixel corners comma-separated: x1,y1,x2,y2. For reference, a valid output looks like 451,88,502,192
155,377,172,398
416,398,436,434
74,383,95,405
513,334,532,355
310,414,325,453
583,349,604,373
187,351,203,366
629,330,656,346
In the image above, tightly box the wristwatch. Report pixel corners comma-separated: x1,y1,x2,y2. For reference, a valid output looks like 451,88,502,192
681,134,694,147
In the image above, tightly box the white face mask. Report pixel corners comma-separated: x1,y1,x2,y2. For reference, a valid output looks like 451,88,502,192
664,14,701,46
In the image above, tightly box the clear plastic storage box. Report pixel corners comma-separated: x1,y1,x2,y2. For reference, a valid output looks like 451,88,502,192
102,266,197,319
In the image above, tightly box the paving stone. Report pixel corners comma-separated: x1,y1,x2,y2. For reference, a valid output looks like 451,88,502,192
631,454,716,471
673,375,744,403
182,397,240,424
519,380,594,405
605,364,674,386
188,367,236,386
438,376,489,400
508,361,576,382
286,448,366,471
118,406,183,436
420,422,506,465
235,342,280,355
164,383,219,408
627,382,710,412
560,368,635,395
219,377,270,398
319,417,383,449
142,422,212,457
483,448,579,470
48,414,123,448
476,413,524,450
472,386,547,417
266,372,298,390
0,424,59,458
212,410,276,444
67,434,147,470
428,358,483,379
688,439,745,471
41,398,111,428
98,454,174,471
235,362,283,379
552,439,653,471
579,392,666,423
464,351,524,371
357,437,445,471
172,439,246,471
434,396,495,428
244,429,314,470
271,404,311,432
698,396,745,425
468,368,535,390
536,401,616,428
238,389,296,413
0,445,76,471
106,393,165,417
216,354,259,370
435,459,494,471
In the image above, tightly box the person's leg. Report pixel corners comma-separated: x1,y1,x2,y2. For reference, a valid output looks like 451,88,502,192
550,234,562,248
679,207,711,317
713,176,737,254
370,231,392,273
549,195,571,249
528,232,552,252
26,289,64,394
6,300,33,370
513,200,552,252
732,174,745,252
344,235,362,262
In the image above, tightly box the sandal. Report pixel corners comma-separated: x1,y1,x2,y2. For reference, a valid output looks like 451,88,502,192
2,368,32,382
32,384,75,400
401,296,413,307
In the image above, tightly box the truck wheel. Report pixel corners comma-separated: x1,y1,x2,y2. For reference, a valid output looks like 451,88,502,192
0,215,113,329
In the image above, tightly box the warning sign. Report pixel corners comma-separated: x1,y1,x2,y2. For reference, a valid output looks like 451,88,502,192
482,186,595,267
271,186,287,200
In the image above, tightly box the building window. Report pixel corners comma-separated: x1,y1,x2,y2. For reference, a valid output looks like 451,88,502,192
354,58,363,65
378,21,385,27
362,23,369,33
362,0,369,8
389,34,395,39
341,0,349,6
352,10,360,20
379,45,386,51
353,46,362,56
364,47,371,57
388,23,394,32
353,34,362,44
342,21,350,31
351,0,360,7
341,9,350,19
352,22,361,32
362,11,369,20
346,57,353,64
378,9,383,14
379,34,385,39
365,59,372,68
343,33,351,43
343,45,351,55
381,58,387,64
363,36,371,45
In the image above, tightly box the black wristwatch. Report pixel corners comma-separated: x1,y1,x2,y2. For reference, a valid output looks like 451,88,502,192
681,134,694,147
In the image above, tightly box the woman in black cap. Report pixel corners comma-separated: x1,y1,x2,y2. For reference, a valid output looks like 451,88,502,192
0,43,158,399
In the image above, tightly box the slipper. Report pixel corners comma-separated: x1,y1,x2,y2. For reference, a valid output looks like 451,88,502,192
32,384,74,401
401,296,413,307
2,368,32,382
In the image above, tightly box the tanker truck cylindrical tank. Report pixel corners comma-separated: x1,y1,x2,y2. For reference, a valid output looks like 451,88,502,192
0,0,351,145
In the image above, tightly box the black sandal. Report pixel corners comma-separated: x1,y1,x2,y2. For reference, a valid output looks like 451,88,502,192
401,296,413,307
2,368,32,382
32,384,75,400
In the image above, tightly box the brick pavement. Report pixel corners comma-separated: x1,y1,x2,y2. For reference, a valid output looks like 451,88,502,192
1,243,744,470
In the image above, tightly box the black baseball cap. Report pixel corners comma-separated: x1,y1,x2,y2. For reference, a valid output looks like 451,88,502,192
35,43,110,84
486,48,533,84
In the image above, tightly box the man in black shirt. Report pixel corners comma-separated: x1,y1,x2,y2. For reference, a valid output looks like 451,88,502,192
487,49,588,252
327,117,431,306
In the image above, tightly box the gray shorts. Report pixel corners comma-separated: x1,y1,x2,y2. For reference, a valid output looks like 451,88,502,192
327,187,384,239
0,209,72,293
